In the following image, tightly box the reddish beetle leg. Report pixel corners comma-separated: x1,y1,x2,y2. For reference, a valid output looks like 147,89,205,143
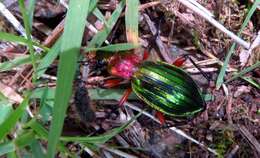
155,111,166,125
103,78,123,88
118,87,132,107
172,56,186,67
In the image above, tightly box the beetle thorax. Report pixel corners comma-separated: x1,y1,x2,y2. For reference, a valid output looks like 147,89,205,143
109,53,142,79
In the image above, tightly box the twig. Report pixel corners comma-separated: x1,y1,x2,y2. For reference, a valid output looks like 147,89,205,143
186,67,236,73
227,145,239,158
0,2,26,37
0,2,42,52
99,144,138,158
43,19,65,47
187,0,214,17
143,13,172,63
238,125,260,155
176,0,250,49
119,99,219,155
226,95,233,124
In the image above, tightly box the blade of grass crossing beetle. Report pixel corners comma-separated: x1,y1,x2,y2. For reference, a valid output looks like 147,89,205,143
216,0,260,89
46,0,90,158
125,0,139,45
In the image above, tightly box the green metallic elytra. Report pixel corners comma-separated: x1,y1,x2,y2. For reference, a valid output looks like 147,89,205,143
131,61,205,117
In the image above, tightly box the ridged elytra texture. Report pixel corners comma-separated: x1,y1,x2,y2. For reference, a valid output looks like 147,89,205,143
132,61,205,117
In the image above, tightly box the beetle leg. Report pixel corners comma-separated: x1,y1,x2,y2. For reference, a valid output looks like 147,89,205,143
118,88,132,106
155,111,165,125
143,50,150,60
172,56,186,67
103,78,123,88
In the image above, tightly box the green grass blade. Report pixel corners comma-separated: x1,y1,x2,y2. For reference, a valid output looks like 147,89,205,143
216,0,260,89
125,0,139,45
28,0,36,29
46,1,90,157
7,151,17,158
0,95,29,140
241,76,260,89
36,38,61,77
226,61,260,83
88,0,126,48
84,43,139,52
0,55,30,72
0,32,48,50
93,8,109,28
61,112,141,144
30,88,138,101
26,119,73,157
31,140,45,158
88,88,137,100
14,130,35,148
0,101,13,124
18,0,37,82
0,142,15,156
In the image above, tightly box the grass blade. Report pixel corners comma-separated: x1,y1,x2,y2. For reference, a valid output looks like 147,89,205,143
36,38,61,77
0,55,30,72
87,0,125,48
225,61,260,83
30,140,45,158
26,119,73,157
18,0,37,82
46,0,90,157
125,0,139,45
30,88,138,101
0,101,13,125
0,95,29,140
61,112,141,144
241,76,260,89
0,142,15,156
84,43,139,52
0,32,48,50
216,0,260,89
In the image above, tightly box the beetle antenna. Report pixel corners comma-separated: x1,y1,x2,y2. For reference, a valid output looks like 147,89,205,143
183,54,211,83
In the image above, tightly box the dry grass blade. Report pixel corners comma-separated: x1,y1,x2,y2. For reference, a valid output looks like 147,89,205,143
125,0,139,45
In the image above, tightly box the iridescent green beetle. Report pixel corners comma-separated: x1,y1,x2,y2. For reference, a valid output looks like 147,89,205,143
107,52,205,120
132,61,205,118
